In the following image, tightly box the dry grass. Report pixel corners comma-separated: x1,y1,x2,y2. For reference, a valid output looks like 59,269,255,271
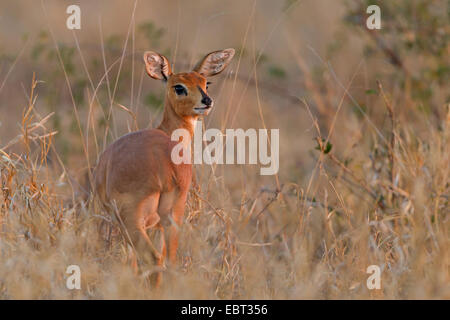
0,0,449,299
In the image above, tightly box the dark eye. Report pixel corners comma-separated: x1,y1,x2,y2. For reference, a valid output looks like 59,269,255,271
206,81,211,90
173,85,187,96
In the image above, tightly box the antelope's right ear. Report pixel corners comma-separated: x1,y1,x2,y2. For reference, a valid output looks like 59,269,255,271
143,51,172,81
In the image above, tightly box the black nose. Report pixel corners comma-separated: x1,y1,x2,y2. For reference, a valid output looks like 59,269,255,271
201,96,212,106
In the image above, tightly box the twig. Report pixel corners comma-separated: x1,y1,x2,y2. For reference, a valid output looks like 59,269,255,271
377,81,397,190
316,137,385,209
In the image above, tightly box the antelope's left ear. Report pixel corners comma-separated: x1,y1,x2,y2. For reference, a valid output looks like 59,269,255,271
193,48,235,77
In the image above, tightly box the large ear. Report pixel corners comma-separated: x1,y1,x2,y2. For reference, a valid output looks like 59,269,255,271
143,51,172,81
193,48,235,77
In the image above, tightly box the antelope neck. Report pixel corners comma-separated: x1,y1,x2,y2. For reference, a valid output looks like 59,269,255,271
157,98,196,139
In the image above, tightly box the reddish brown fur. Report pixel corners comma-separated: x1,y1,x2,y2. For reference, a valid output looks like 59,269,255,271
93,49,234,286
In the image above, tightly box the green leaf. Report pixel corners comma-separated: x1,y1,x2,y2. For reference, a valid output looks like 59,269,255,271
267,65,286,79
324,141,333,154
365,89,378,95
315,138,333,154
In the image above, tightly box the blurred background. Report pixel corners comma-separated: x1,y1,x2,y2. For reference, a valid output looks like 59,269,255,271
0,0,448,299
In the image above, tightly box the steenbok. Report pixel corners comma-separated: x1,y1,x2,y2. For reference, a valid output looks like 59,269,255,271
93,48,235,285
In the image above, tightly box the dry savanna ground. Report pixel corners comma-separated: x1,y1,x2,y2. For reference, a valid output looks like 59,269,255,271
0,0,448,299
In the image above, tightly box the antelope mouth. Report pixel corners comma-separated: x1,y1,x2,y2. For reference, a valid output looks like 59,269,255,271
194,105,213,115
194,105,212,111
